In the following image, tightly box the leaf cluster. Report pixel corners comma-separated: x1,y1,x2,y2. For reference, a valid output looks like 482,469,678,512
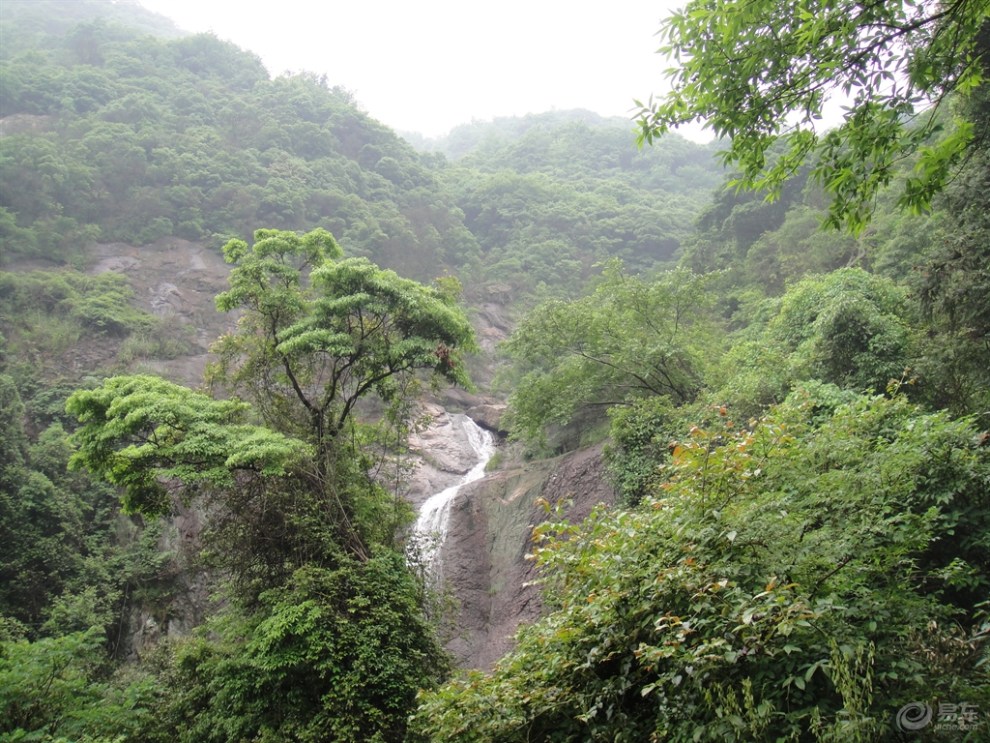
502,261,718,450
413,390,990,741
1,374,174,647
142,555,448,743
0,626,159,742
211,228,476,452
66,374,309,516
637,0,990,231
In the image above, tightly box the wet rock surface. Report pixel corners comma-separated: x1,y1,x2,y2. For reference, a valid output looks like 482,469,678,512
404,404,492,508
465,402,508,435
439,443,616,669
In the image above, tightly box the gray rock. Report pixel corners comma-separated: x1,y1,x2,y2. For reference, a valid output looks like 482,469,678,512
438,443,616,669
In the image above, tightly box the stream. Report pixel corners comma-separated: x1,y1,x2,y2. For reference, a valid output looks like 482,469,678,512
410,415,495,580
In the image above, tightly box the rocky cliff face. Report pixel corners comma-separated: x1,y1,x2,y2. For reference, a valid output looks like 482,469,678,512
89,238,236,386
399,405,618,669
437,444,617,669
127,500,217,660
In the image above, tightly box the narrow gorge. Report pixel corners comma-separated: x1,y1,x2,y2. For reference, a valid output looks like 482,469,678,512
50,237,618,670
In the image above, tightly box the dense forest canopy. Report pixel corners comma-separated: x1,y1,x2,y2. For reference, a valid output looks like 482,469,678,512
2,0,989,741
0,3,720,295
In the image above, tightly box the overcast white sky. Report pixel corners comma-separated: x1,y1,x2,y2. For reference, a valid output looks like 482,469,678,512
138,0,701,139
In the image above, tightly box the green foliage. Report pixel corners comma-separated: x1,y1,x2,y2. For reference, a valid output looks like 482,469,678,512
57,225,471,733
437,114,722,296
916,113,990,417
680,166,810,276
66,374,308,517
412,391,990,741
196,228,474,563
637,0,990,231
0,267,183,388
0,5,475,279
431,110,717,181
767,268,916,390
0,375,174,739
0,374,28,479
116,321,196,365
146,555,448,743
0,269,152,336
212,228,476,452
604,396,680,505
502,261,718,450
0,1,182,58
0,624,162,742
713,269,919,418
740,205,861,293
0,4,724,302
0,376,163,643
6,4,990,740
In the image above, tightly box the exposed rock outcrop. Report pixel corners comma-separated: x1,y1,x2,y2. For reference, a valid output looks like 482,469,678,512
438,443,616,669
89,238,235,386
127,500,217,659
465,402,508,436
403,404,492,509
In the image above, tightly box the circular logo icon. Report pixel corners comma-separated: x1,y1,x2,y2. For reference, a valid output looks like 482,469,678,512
896,702,933,731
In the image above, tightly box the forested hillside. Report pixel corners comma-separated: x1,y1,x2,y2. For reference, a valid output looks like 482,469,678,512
418,1,990,739
0,9,475,281
430,111,721,291
0,6,718,292
2,0,989,741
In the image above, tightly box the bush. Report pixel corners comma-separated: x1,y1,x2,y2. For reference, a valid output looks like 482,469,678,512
145,554,449,743
412,390,990,741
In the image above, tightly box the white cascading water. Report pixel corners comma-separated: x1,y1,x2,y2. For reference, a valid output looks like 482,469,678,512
410,415,495,581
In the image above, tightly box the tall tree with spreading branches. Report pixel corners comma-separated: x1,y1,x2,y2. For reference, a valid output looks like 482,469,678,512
68,228,476,561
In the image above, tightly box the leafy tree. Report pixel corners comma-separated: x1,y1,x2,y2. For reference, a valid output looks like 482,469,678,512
412,389,990,741
0,3,483,273
0,0,181,56
713,268,919,418
680,165,810,277
0,626,158,742
603,395,681,505
210,227,474,480
915,70,990,417
431,110,721,198
440,125,717,296
0,376,154,642
502,261,717,449
147,557,448,743
637,0,990,230
766,268,916,391
0,375,28,486
741,205,861,292
63,228,474,740
69,227,476,564
66,374,308,518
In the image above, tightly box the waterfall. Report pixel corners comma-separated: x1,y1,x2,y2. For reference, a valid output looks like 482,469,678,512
410,415,495,580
